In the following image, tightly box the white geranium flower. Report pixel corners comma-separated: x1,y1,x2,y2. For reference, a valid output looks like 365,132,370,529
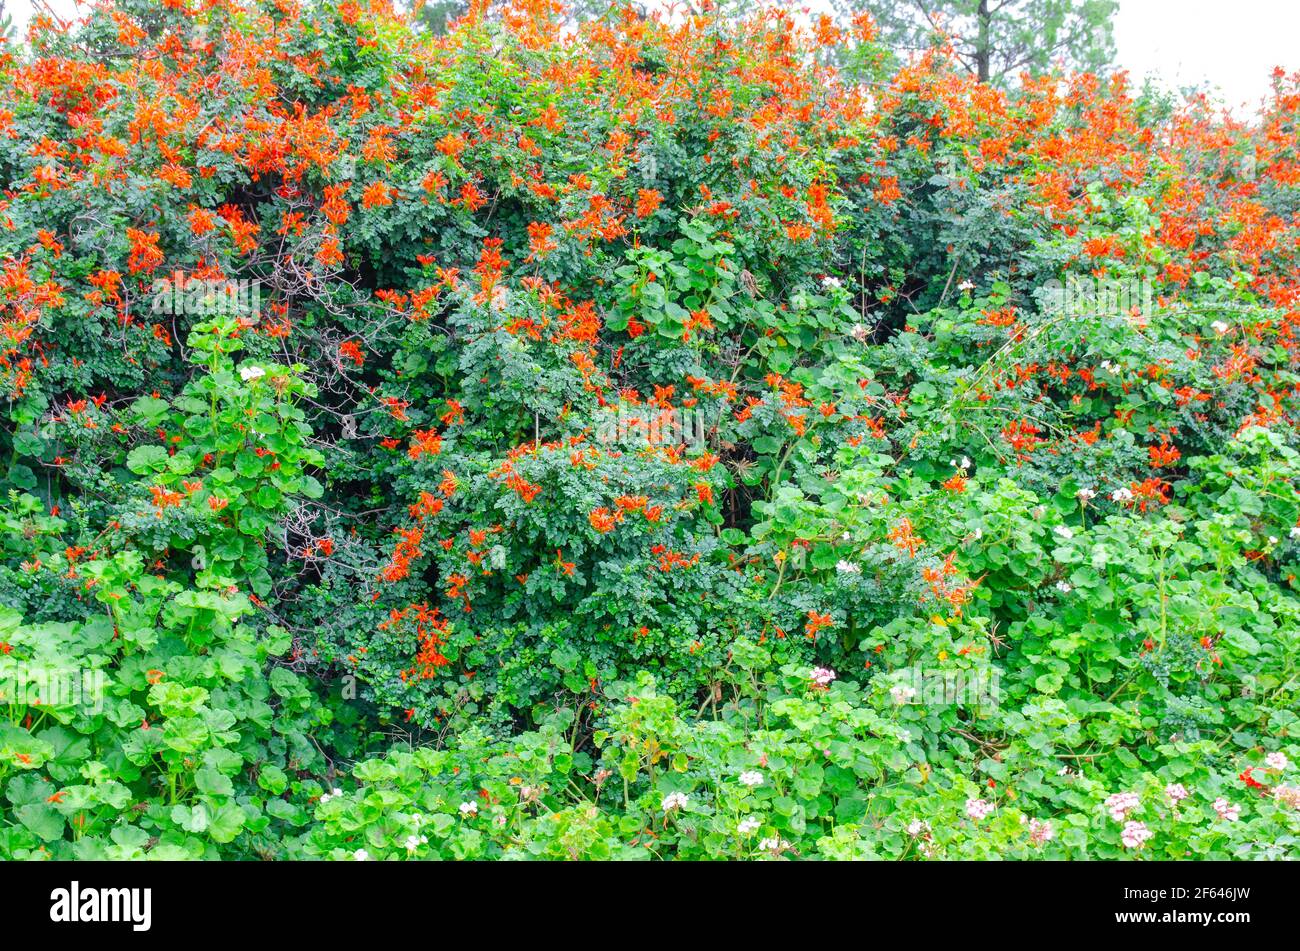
738,816,761,835
1105,791,1141,821
1213,797,1240,822
1274,785,1300,810
661,791,689,811
810,667,836,687
739,771,764,788
1121,821,1152,848
1027,819,1053,844
240,365,266,382
458,801,478,816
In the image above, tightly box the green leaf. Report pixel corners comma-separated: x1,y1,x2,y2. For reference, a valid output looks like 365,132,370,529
206,803,248,843
126,446,169,474
810,545,840,570
195,766,235,798
257,765,288,796
16,803,65,841
235,451,263,478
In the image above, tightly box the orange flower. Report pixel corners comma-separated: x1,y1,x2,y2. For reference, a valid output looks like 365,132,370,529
408,429,443,461
188,206,217,236
887,518,923,557
361,181,393,208
635,188,663,219
435,133,467,159
149,485,184,514
317,236,344,267
527,221,556,259
805,611,833,639
126,228,164,274
338,340,365,367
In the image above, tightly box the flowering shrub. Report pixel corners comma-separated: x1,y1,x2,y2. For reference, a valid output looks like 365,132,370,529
306,653,1299,860
1,0,1299,859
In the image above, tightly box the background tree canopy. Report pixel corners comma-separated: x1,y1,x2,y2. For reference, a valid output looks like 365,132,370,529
838,0,1118,82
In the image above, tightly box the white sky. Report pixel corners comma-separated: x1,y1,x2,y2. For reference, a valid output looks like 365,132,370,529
1113,0,1300,113
5,0,1299,115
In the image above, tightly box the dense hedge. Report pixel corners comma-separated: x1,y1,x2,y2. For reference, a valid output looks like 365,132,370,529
1,0,1298,859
